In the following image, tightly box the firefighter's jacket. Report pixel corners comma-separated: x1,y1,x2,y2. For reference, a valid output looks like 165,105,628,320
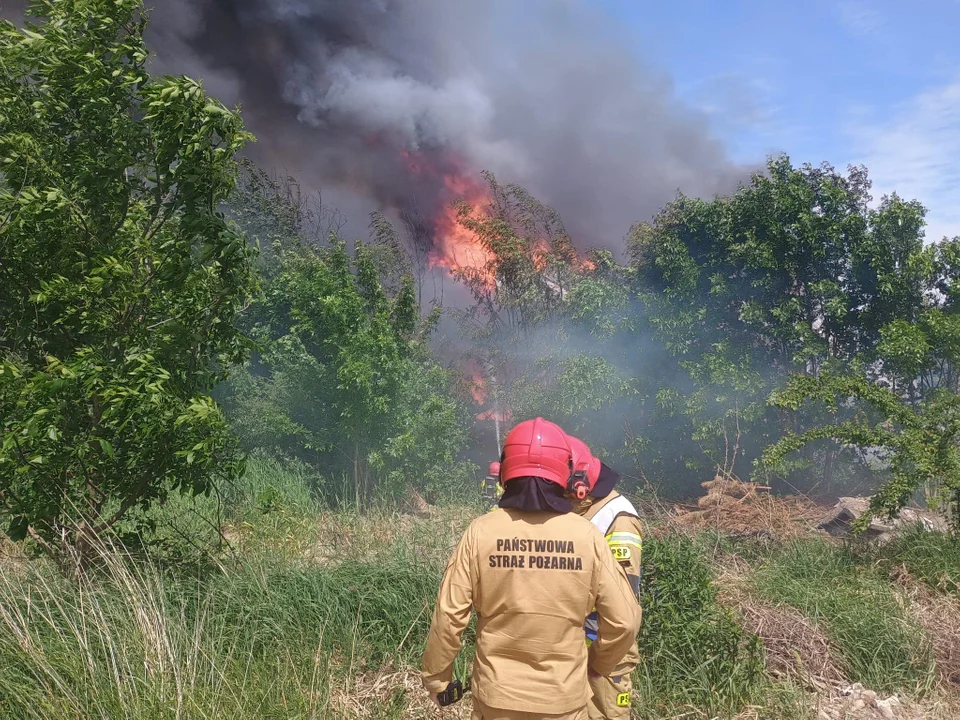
421,507,642,714
582,490,642,672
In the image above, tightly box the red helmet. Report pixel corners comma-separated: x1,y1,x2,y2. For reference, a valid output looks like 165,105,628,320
566,434,601,498
488,461,501,478
500,417,573,488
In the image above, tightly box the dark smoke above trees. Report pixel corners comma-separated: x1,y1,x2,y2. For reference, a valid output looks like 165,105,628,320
142,0,749,255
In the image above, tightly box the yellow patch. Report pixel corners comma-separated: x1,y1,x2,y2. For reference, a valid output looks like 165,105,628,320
611,546,631,560
616,693,631,707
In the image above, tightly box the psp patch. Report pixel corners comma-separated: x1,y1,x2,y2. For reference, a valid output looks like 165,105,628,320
611,546,631,560
616,692,631,707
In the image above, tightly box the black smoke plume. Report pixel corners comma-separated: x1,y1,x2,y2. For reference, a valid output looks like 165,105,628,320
145,0,748,251
3,0,751,251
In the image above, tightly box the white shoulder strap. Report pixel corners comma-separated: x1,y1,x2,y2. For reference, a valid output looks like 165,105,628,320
589,495,639,536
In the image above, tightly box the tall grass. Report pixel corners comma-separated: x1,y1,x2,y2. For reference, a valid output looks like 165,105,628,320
4,457,956,718
634,533,766,718
0,541,447,718
0,550,327,718
876,525,960,595
753,539,936,695
0,457,465,719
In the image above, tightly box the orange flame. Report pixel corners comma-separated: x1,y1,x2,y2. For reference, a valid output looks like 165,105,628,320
429,173,495,282
531,240,550,272
400,151,495,286
400,150,596,288
470,371,487,405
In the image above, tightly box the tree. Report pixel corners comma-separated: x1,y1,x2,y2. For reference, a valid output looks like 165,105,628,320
0,1,256,563
625,157,937,493
220,214,474,503
764,374,960,531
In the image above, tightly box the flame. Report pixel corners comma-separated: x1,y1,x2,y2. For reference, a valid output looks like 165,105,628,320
477,408,512,423
470,371,488,405
429,172,495,282
465,362,511,423
532,240,550,272
401,151,495,286
400,149,596,289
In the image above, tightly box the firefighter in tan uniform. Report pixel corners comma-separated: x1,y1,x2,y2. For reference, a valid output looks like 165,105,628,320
421,418,642,719
567,435,643,720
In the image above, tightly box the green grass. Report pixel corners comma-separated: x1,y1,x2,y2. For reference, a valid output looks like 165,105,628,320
0,457,469,719
876,524,960,595
753,539,936,695
634,533,766,718
3,458,958,718
0,536,449,718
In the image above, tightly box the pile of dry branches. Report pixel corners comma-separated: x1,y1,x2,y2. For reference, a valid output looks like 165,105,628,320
674,475,823,539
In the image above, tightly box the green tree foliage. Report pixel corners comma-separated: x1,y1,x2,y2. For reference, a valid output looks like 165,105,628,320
765,374,960,529
220,169,473,502
0,1,256,558
623,156,954,493
442,173,631,458
452,156,960,513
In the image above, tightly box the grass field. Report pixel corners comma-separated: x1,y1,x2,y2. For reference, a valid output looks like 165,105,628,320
0,457,958,719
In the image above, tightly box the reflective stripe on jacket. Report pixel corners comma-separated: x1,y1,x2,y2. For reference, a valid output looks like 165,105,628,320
583,492,642,671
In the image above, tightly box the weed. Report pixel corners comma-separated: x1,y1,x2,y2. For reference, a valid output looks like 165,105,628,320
876,526,960,595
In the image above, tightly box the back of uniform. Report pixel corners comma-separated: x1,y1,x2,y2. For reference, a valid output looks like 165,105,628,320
422,507,640,716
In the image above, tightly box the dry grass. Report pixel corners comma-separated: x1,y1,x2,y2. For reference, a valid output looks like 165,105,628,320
329,667,472,719
674,477,823,540
220,504,474,568
716,559,847,693
0,534,26,573
302,505,473,567
812,686,960,720
892,567,960,691
716,555,960,720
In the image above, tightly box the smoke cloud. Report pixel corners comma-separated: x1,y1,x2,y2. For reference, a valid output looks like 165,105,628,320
4,0,752,251
143,0,749,252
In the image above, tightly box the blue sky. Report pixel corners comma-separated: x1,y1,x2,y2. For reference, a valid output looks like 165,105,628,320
604,0,960,241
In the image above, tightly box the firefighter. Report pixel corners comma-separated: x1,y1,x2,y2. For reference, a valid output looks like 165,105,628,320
566,435,643,720
480,461,504,508
421,417,642,720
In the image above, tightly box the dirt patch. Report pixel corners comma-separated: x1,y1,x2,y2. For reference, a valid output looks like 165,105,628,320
674,477,823,540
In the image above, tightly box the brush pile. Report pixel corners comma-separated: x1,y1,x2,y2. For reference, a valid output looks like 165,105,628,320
675,476,822,539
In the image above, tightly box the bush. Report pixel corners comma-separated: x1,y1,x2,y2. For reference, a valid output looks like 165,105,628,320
637,533,765,716
0,0,256,562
